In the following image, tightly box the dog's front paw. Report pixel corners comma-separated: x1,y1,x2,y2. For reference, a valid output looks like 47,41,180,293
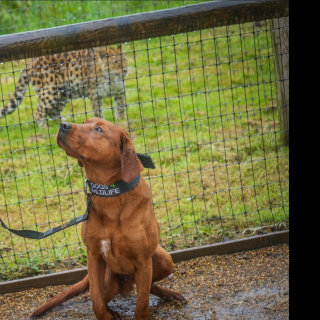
107,305,121,320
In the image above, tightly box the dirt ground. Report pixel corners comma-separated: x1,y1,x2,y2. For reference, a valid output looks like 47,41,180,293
0,243,289,320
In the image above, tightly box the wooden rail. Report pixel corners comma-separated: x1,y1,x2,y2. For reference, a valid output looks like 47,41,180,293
0,0,289,62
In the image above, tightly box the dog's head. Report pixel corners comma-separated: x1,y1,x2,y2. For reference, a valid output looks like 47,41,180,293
56,118,143,183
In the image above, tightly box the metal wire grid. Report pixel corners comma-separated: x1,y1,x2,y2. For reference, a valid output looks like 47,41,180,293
0,19,289,279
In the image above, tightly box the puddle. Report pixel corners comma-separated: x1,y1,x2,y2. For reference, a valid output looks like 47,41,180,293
59,287,286,319
59,292,164,318
214,287,285,320
36,286,287,320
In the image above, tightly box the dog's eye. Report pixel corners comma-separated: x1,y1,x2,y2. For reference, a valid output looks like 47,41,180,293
95,127,103,133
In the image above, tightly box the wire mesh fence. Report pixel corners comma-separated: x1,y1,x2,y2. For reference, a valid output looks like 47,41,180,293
0,1,289,281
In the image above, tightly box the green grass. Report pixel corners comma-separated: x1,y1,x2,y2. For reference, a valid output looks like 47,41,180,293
0,3,289,280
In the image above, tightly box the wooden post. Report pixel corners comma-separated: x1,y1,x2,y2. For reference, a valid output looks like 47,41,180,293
272,17,289,146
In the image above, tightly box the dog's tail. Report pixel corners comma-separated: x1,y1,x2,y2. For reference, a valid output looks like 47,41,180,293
30,274,89,317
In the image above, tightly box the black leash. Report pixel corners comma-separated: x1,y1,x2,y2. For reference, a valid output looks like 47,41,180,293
0,153,155,240
0,193,92,240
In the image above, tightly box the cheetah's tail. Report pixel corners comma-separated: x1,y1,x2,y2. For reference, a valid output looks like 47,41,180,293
30,274,89,317
0,69,29,118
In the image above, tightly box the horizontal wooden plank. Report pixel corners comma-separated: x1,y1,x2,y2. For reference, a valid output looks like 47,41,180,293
0,230,288,294
170,230,289,263
0,268,87,295
0,0,289,62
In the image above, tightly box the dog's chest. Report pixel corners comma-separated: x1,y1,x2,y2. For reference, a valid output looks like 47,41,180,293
99,238,135,274
100,239,111,258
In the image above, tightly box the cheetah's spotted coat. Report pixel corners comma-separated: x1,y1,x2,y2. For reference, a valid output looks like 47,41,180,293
0,45,127,127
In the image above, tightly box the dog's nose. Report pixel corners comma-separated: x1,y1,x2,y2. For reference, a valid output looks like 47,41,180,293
60,122,72,132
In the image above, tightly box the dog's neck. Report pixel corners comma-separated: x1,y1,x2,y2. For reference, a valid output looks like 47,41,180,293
83,164,122,186
86,175,140,197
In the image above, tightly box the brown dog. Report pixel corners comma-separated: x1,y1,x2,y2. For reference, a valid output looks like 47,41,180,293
31,118,185,319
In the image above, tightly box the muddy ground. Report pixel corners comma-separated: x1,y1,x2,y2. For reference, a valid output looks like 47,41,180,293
0,243,289,319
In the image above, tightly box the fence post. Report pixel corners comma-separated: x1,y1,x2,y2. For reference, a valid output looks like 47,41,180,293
271,17,289,146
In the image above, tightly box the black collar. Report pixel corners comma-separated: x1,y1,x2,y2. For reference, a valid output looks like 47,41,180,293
86,174,140,197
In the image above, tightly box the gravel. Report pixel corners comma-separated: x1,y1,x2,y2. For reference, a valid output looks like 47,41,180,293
0,243,289,319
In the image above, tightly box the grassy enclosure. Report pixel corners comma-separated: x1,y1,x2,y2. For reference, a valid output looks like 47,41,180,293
0,1,289,280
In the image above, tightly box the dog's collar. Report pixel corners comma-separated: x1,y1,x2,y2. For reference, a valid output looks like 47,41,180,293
86,174,140,197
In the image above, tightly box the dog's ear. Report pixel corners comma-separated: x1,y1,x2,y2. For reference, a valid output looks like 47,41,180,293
120,131,144,182
78,160,84,167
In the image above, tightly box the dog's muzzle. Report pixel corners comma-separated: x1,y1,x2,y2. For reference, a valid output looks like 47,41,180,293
57,122,72,147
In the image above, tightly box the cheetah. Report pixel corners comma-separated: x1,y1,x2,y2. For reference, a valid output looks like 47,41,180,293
0,44,128,127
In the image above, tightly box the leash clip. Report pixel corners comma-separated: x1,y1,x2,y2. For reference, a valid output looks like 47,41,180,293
84,178,88,195
86,192,92,215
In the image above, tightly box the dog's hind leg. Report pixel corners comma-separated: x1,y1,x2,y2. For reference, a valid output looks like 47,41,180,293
151,246,174,282
150,245,186,302
150,283,185,302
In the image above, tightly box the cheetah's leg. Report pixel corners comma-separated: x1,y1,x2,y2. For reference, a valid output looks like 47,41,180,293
114,93,126,119
89,87,105,119
35,92,66,128
50,101,68,122
35,98,49,129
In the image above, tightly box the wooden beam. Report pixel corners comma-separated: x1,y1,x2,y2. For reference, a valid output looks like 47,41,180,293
170,230,289,263
0,0,289,62
0,268,87,295
0,230,288,294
